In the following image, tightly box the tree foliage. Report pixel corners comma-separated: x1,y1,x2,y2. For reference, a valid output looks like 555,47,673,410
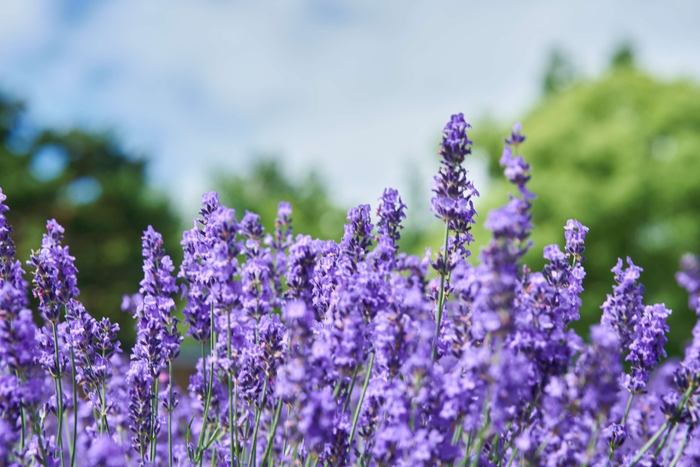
0,94,181,346
472,65,700,355
215,158,348,241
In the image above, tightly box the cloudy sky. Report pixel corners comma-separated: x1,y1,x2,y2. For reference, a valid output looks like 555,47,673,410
1,0,698,216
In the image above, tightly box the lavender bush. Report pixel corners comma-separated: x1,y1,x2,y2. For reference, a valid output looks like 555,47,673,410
1,115,700,467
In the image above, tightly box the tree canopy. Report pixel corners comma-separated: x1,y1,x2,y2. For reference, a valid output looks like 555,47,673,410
0,94,181,347
472,61,700,355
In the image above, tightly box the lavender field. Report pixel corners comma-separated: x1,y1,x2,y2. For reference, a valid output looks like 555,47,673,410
2,115,700,466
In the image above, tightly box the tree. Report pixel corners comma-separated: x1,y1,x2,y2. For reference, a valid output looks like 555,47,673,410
215,158,348,241
0,93,181,347
472,65,700,355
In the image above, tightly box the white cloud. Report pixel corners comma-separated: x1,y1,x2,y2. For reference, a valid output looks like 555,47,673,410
0,0,698,217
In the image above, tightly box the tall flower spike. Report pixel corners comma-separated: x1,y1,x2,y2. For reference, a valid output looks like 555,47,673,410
601,257,645,349
471,123,533,338
180,192,221,342
677,253,700,314
430,114,479,254
624,303,671,393
0,188,29,310
28,220,80,322
340,204,374,269
372,189,407,270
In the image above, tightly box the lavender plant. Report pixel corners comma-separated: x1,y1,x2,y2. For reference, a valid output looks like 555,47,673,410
1,115,700,467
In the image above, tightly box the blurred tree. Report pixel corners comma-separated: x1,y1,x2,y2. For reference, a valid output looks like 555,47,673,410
216,158,435,254
610,41,636,69
471,58,700,356
0,93,181,347
542,48,577,95
215,158,348,241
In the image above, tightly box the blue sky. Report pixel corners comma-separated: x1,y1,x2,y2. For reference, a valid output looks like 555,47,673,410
1,0,698,216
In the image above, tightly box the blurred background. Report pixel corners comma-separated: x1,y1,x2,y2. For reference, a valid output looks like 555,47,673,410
1,0,699,360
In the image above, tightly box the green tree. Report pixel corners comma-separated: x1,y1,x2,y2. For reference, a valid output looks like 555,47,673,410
472,63,700,355
215,158,348,241
0,94,181,347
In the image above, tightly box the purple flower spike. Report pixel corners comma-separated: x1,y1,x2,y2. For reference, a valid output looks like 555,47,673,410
677,253,700,314
601,257,645,349
624,303,671,393
504,122,526,146
28,219,80,323
340,204,374,268
430,114,479,246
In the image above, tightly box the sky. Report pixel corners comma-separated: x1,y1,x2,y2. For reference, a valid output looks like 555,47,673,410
1,0,699,217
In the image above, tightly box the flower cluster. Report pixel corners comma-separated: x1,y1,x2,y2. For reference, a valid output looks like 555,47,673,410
1,115,700,467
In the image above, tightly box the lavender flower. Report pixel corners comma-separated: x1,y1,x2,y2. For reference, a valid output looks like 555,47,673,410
4,114,700,466
602,257,645,349
28,220,80,323
677,254,700,315
430,113,479,240
624,304,671,393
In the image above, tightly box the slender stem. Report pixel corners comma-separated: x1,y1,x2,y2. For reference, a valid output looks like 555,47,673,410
432,224,450,361
343,366,361,413
168,362,174,467
505,446,519,467
451,424,463,445
291,442,300,467
151,378,160,462
195,342,215,465
669,426,690,467
69,348,78,467
20,404,26,451
663,423,680,465
468,404,491,467
629,421,669,467
51,322,66,467
654,423,673,456
226,309,235,467
261,396,284,466
348,351,375,448
630,380,698,466
234,382,239,464
195,303,218,466
621,392,635,426
607,393,636,462
248,377,269,467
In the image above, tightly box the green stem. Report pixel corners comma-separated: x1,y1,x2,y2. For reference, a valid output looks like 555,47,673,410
468,405,490,467
343,366,361,413
151,378,160,462
226,309,236,467
669,426,690,467
69,349,78,467
248,377,269,467
332,378,343,399
195,342,215,466
291,442,300,467
629,421,669,467
51,322,66,467
654,423,673,456
607,393,636,462
621,392,635,426
505,446,519,467
168,362,174,467
663,424,680,465
432,224,450,361
20,405,26,452
348,351,375,448
630,380,697,466
234,382,239,464
261,396,284,466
